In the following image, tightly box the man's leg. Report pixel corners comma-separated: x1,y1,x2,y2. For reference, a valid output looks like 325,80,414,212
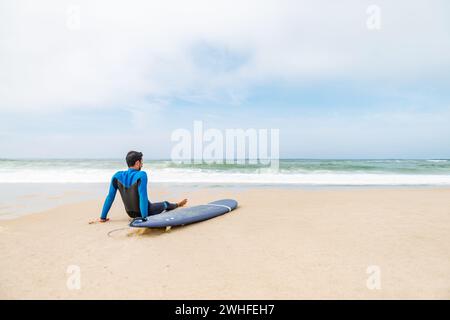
147,201,169,216
148,200,186,216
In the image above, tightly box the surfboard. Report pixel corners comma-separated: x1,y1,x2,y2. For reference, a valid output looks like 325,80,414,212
129,199,238,228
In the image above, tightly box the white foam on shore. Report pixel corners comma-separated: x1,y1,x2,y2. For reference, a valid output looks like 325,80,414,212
1,168,450,186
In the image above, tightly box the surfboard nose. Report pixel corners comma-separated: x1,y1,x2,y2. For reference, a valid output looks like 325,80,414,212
208,199,238,210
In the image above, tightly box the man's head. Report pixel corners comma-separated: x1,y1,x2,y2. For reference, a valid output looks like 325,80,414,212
126,151,143,170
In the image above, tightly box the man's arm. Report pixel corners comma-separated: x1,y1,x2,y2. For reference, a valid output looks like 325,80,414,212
100,176,118,220
138,172,149,218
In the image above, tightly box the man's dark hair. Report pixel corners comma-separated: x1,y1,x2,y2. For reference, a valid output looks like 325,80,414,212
126,151,143,167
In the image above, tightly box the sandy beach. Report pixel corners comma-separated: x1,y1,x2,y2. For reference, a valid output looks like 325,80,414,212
0,186,449,299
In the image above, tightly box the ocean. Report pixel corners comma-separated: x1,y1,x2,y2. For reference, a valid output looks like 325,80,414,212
1,159,450,186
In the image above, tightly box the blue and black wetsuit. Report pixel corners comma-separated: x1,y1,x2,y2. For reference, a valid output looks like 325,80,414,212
101,168,177,219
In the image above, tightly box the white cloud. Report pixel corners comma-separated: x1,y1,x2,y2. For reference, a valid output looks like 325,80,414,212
0,0,449,112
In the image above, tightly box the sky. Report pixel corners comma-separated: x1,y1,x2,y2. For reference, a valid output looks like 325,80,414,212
1,0,450,159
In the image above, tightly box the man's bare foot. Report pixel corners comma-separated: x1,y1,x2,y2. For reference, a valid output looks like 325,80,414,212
177,199,188,208
88,218,109,224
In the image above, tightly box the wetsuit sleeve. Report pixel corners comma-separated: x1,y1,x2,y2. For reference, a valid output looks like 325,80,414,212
138,172,149,218
100,175,118,219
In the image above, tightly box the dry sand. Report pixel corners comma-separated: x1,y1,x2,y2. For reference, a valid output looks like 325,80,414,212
0,187,449,299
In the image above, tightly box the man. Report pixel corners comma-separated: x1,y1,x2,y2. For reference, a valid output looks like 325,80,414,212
96,151,187,223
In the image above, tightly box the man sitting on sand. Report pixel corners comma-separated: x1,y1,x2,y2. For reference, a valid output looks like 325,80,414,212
96,151,187,222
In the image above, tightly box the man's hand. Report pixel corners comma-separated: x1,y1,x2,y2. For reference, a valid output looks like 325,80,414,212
88,218,110,224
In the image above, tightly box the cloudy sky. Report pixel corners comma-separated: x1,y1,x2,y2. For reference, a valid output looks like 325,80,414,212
1,0,450,159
